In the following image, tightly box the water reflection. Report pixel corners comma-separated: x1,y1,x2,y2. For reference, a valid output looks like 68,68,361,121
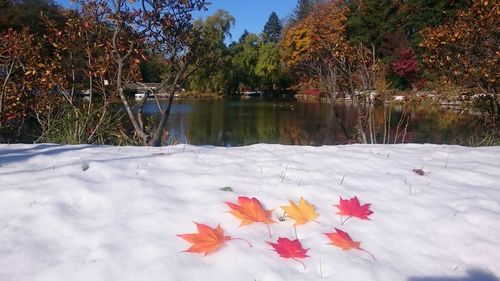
142,98,482,146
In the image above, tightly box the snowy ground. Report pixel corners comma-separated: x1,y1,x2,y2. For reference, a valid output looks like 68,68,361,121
0,143,499,281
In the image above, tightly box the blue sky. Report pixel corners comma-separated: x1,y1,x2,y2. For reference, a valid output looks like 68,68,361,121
55,0,297,43
195,1,297,43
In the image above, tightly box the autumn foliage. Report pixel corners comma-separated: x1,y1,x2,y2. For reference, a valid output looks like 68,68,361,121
335,196,374,224
225,196,275,236
177,222,232,256
281,0,350,68
280,197,319,226
179,195,375,268
268,237,309,268
391,48,421,90
177,222,252,256
0,27,67,140
324,228,376,261
419,0,500,93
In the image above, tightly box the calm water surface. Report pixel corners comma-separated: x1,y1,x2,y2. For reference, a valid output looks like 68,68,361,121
142,98,482,146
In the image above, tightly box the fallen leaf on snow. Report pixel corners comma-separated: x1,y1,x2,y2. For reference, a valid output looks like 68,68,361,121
225,196,275,237
280,197,319,226
177,222,251,256
267,237,309,268
324,228,375,261
334,196,373,224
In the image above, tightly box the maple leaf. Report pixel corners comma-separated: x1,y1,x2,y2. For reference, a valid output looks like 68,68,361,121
267,237,309,269
280,197,319,226
334,196,373,224
324,228,375,261
225,196,275,237
177,222,251,256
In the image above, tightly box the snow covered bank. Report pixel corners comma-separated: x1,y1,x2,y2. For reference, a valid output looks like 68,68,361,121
0,143,499,281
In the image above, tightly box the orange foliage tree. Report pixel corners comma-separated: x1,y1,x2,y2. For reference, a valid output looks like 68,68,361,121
281,0,376,103
0,28,64,141
419,0,499,97
36,9,140,144
281,0,381,143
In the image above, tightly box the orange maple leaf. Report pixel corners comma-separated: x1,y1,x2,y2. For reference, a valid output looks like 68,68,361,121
324,228,375,261
334,196,373,224
225,196,275,237
177,222,251,256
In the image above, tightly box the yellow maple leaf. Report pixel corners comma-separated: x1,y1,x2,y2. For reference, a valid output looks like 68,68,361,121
281,197,319,226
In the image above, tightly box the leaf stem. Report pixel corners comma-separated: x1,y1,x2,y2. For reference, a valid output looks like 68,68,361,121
229,237,253,248
293,258,307,269
341,216,352,225
360,248,376,262
265,223,272,238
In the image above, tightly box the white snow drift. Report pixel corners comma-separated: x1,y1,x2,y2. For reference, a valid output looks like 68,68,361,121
0,143,499,281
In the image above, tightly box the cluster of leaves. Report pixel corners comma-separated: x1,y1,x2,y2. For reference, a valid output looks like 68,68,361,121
1,0,209,145
178,195,375,268
281,0,381,102
0,27,62,140
391,48,422,90
419,0,499,93
0,0,66,34
281,0,496,97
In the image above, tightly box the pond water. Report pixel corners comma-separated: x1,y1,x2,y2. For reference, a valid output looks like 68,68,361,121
142,97,483,146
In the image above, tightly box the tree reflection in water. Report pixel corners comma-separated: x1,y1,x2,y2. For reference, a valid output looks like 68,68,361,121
141,98,482,146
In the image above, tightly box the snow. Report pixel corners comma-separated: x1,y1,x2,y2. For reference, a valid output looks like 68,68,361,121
0,143,499,281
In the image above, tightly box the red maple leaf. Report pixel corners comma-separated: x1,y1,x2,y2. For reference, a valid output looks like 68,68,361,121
334,196,373,224
324,228,376,261
267,237,309,269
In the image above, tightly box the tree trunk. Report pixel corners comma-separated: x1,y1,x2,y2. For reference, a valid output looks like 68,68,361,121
151,63,187,146
116,59,150,145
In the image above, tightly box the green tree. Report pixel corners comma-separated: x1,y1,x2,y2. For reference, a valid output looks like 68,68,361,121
238,29,250,43
140,54,168,83
399,0,471,43
231,33,261,90
187,9,235,93
262,12,282,43
346,0,400,49
0,0,65,34
255,42,281,89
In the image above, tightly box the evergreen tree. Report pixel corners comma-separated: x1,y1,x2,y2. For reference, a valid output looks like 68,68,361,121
400,0,471,43
293,0,312,23
238,29,250,43
262,12,282,43
291,0,322,24
346,0,471,52
346,0,400,48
